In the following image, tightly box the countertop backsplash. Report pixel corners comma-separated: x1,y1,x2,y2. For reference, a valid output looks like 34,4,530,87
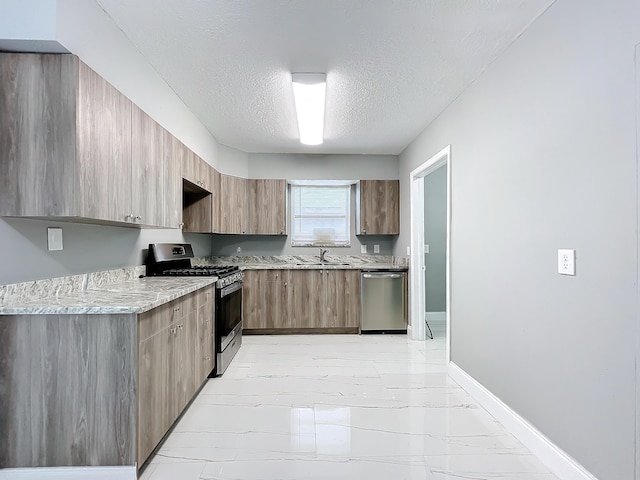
0,266,145,306
197,254,409,267
1,254,409,308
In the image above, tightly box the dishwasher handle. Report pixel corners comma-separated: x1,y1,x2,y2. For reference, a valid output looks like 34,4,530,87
363,273,404,279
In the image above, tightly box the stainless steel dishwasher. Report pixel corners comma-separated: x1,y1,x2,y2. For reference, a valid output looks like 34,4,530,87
360,269,407,333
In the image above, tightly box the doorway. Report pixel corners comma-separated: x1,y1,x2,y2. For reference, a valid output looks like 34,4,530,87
409,145,451,362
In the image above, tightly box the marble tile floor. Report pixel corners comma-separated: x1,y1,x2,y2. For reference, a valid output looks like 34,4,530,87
140,334,559,480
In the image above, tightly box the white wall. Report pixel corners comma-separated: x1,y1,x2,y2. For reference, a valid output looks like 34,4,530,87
397,1,639,478
0,0,66,52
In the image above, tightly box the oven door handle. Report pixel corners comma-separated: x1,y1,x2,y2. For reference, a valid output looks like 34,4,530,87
220,281,243,297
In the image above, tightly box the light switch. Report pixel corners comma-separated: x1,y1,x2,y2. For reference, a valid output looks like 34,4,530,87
374,244,380,253
424,244,430,254
48,227,63,251
360,244,367,254
407,246,411,256
558,249,575,275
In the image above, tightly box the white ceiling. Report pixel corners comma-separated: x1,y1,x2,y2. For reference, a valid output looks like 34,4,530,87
96,0,553,155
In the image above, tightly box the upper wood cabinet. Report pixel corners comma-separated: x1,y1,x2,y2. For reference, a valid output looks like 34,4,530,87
0,53,171,227
131,105,164,227
183,150,213,192
356,180,400,235
246,179,287,235
162,131,183,229
215,177,286,235
217,174,247,234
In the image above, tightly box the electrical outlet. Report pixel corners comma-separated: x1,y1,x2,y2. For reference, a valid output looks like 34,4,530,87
47,227,63,251
407,246,411,256
374,244,380,254
424,244,430,254
360,244,367,254
558,249,575,275
236,246,242,254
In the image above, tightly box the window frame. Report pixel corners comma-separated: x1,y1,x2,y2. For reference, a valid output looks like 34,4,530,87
289,181,353,247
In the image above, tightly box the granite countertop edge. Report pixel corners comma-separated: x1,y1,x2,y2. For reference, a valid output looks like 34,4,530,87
0,277,216,316
237,263,409,271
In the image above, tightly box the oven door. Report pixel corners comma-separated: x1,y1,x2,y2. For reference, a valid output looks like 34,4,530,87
215,281,243,375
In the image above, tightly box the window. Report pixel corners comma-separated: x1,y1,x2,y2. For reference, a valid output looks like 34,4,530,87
290,184,351,246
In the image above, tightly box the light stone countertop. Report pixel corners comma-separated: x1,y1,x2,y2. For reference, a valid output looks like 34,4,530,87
237,263,408,270
200,254,409,271
0,276,216,316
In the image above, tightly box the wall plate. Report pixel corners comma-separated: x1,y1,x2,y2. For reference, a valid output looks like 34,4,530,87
558,249,575,275
48,227,63,251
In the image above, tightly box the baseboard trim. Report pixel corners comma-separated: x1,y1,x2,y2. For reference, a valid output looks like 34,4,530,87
0,466,136,480
448,362,598,480
425,311,446,325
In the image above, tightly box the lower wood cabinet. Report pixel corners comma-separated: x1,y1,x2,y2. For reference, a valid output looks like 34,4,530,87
243,269,360,332
243,270,288,329
137,285,215,466
324,270,360,328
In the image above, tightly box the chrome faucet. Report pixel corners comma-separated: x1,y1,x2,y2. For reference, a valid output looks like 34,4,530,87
319,248,328,263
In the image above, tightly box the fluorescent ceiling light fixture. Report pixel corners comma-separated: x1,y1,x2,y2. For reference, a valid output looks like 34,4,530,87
292,73,326,146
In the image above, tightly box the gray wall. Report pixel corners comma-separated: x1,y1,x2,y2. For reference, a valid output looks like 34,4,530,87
397,1,638,478
0,219,211,285
424,165,446,312
248,153,398,180
212,153,400,256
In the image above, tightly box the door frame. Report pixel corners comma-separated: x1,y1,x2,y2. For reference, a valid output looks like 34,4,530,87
409,145,451,363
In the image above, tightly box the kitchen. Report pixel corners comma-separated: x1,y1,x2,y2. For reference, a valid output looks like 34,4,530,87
1,2,638,480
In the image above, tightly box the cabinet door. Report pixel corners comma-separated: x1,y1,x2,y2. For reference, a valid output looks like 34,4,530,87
0,53,78,217
211,168,221,232
183,151,212,192
243,270,287,330
131,105,164,226
195,286,215,383
357,180,400,235
182,149,213,233
137,303,172,465
246,179,287,234
162,131,183,228
218,174,247,233
76,60,132,222
325,270,361,328
176,293,198,411
288,270,324,329
181,149,199,188
242,270,262,329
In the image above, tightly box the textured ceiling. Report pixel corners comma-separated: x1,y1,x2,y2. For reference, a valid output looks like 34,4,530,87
95,0,554,155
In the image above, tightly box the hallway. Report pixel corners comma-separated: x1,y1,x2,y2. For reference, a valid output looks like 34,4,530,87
140,335,558,480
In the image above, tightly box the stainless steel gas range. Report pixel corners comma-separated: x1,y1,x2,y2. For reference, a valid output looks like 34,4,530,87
146,243,243,376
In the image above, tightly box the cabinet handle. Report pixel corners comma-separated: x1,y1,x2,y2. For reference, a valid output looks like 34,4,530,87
170,327,177,334
135,215,142,221
125,213,134,221
178,323,184,329
284,282,288,287
178,222,185,229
